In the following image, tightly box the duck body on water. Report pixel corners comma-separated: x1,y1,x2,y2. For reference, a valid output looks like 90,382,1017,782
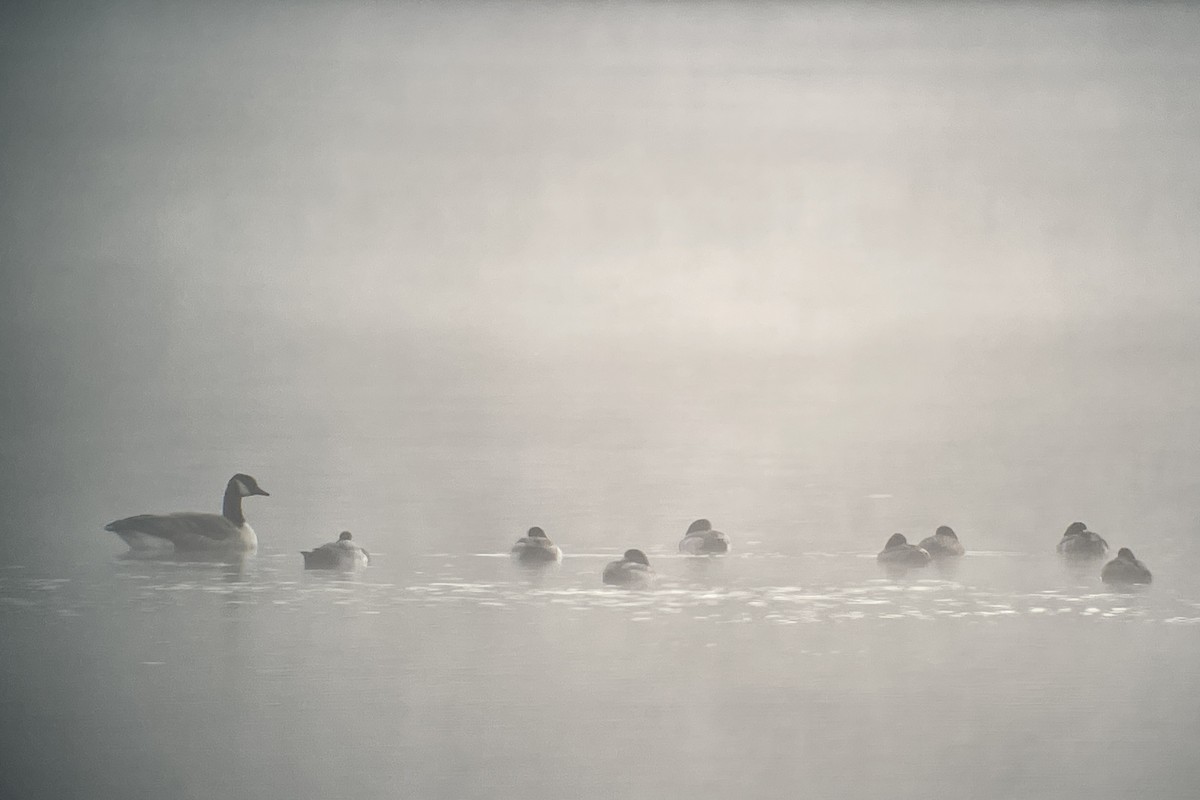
876,533,932,569
1101,548,1152,585
104,473,269,554
918,526,965,559
678,519,730,555
603,549,656,588
1057,522,1109,560
301,531,370,570
510,527,563,565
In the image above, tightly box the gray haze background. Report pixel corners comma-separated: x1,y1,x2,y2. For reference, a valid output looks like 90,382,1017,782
2,2,1200,799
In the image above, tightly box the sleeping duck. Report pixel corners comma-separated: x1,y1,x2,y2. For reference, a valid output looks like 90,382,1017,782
301,531,370,570
877,533,932,569
510,526,563,565
1056,522,1109,560
678,519,731,555
917,525,965,559
1101,547,1152,585
104,473,269,553
602,549,656,588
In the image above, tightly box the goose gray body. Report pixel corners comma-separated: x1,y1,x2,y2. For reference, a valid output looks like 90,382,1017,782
917,526,965,559
511,527,563,564
1101,548,1151,585
877,533,932,568
603,549,655,588
302,531,370,570
1057,522,1109,559
104,473,268,553
678,519,731,555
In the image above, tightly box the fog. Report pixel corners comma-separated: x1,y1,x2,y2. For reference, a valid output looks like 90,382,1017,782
2,2,1200,798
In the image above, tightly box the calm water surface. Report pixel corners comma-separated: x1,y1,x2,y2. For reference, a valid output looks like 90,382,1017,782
4,541,1200,799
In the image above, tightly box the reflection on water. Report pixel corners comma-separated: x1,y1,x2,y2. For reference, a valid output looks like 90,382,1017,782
3,550,1200,800
2,552,1193,625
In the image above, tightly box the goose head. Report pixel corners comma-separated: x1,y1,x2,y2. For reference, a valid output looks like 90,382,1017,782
230,473,270,498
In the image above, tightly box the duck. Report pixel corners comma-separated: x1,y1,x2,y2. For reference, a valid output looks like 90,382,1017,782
876,533,932,569
917,525,965,559
510,526,563,564
1056,521,1109,559
1101,547,1152,585
678,519,731,555
104,473,269,553
301,531,370,570
602,549,656,588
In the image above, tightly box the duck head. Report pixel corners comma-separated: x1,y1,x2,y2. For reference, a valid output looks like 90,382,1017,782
1117,547,1136,561
884,533,908,550
935,526,958,539
527,527,548,539
623,549,650,566
686,519,713,534
338,531,353,541
1063,521,1087,537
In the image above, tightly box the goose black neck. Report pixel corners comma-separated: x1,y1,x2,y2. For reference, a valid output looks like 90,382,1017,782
222,482,245,525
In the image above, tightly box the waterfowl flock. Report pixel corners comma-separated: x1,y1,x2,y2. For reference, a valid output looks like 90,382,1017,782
103,474,1153,587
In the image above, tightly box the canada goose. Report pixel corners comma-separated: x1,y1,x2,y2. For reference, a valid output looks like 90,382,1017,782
1056,522,1109,559
917,525,965,559
877,533,932,568
510,527,563,565
678,519,731,555
1101,547,1152,585
602,549,656,588
301,531,370,570
104,473,268,553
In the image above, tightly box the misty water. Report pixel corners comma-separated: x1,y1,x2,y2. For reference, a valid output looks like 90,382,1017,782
4,2,1200,799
